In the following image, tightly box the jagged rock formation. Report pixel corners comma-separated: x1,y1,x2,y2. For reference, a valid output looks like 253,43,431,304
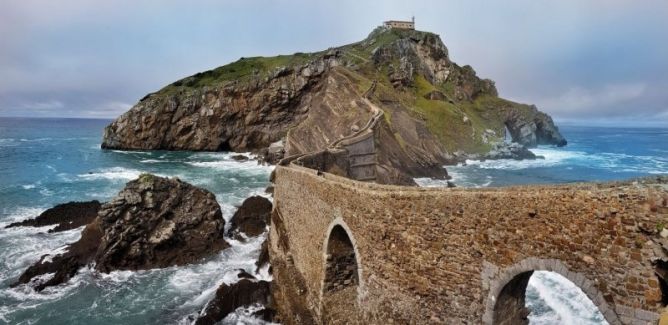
95,174,228,272
5,201,101,233
14,174,228,290
195,271,274,324
102,26,566,184
227,196,272,240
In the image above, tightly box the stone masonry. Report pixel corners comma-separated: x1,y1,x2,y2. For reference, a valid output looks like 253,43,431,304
269,164,668,324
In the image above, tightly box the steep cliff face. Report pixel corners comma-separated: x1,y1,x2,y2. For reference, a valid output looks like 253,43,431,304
102,27,566,183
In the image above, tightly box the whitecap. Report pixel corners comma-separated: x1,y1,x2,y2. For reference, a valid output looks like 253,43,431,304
221,304,277,325
526,271,607,325
77,167,143,181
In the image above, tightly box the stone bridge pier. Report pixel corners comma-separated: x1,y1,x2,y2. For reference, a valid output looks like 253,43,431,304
269,164,668,324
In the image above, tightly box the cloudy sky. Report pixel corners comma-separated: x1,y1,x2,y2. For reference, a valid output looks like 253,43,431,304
1,0,667,126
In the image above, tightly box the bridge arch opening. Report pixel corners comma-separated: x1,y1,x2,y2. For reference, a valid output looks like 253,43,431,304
485,259,618,325
323,225,359,293
493,271,607,325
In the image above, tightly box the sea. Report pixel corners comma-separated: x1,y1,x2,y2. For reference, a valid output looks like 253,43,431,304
0,117,666,325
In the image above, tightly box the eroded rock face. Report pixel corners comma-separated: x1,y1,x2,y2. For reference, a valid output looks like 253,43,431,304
14,175,229,289
227,196,272,240
101,55,340,152
5,201,101,233
504,105,567,147
95,174,228,272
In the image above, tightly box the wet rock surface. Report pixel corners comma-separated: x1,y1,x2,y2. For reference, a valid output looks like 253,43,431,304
227,196,272,240
195,272,273,325
12,218,103,291
14,174,229,289
5,201,101,233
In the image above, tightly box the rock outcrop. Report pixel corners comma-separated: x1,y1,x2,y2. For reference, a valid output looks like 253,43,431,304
227,196,272,240
464,142,539,161
5,201,101,233
14,174,228,289
102,26,566,185
195,274,273,324
95,174,228,272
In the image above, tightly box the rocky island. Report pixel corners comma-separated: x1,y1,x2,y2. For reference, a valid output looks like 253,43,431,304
101,26,566,185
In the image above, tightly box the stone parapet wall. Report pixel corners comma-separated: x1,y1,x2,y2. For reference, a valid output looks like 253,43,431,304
271,164,668,324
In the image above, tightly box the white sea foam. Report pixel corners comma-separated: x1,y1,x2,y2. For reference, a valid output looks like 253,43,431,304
221,304,278,325
139,159,162,163
77,167,143,181
527,271,607,325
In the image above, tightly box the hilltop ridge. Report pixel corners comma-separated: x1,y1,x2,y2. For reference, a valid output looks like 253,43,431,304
102,26,566,185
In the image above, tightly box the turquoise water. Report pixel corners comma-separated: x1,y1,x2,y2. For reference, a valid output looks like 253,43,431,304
0,118,666,324
0,118,274,324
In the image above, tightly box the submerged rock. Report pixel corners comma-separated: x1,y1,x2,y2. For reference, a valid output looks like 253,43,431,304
195,272,273,325
5,201,101,233
227,196,272,240
14,174,229,290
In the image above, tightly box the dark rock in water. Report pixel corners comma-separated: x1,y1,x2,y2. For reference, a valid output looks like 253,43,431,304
255,239,270,274
195,274,273,325
13,218,103,291
14,174,229,290
95,174,228,272
227,196,272,240
5,201,101,233
231,154,249,161
469,142,537,161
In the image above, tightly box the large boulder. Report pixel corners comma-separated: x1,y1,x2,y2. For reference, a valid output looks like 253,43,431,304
227,196,272,240
14,174,229,289
5,201,101,233
95,174,228,272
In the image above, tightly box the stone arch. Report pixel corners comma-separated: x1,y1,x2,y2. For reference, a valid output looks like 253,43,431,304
318,217,365,322
322,219,361,293
482,258,620,325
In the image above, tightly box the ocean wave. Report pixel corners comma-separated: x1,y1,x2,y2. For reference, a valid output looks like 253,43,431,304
77,167,143,181
527,271,607,325
0,211,82,286
459,147,668,175
464,148,589,170
221,304,276,325
0,138,17,147
19,138,53,142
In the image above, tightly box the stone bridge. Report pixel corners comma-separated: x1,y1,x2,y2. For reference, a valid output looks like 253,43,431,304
268,163,668,324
